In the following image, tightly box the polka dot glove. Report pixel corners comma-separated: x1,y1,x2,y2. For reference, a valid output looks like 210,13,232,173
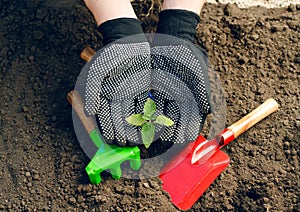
150,44,211,144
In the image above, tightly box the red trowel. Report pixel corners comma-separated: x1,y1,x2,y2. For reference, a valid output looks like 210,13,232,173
159,98,279,210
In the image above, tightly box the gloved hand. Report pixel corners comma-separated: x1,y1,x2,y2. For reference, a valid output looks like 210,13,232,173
147,9,213,144
149,39,211,144
83,40,152,146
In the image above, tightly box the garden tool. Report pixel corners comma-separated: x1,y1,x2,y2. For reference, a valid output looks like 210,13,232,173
159,98,279,210
67,90,141,184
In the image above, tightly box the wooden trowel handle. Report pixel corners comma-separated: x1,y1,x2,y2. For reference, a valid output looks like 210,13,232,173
227,98,279,139
67,90,96,134
66,47,96,133
80,46,96,62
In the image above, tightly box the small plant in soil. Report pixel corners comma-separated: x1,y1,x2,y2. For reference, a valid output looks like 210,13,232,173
126,98,174,148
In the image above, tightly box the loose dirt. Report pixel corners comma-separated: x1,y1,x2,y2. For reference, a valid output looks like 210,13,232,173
0,1,299,211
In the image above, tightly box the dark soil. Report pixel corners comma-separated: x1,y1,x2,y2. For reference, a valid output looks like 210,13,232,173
0,0,299,211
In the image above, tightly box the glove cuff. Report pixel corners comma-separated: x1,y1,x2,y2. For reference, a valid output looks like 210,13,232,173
156,9,201,42
98,18,145,45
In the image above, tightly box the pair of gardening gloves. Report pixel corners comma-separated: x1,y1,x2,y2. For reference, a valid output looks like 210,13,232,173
83,34,212,147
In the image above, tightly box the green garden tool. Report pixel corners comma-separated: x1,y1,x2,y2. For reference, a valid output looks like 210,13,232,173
67,90,141,184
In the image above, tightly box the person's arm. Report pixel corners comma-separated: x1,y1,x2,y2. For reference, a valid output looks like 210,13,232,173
84,0,137,26
161,0,206,15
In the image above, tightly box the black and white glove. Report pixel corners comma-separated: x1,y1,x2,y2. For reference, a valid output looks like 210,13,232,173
84,41,151,146
149,40,211,144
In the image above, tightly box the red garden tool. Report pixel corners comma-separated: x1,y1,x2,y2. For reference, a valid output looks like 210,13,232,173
159,98,279,210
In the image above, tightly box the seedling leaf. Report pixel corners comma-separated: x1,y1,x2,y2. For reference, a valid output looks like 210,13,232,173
126,114,146,126
143,98,156,118
154,115,174,127
142,115,151,121
141,122,155,148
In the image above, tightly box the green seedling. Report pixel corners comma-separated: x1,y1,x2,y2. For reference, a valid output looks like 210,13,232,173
126,98,174,148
